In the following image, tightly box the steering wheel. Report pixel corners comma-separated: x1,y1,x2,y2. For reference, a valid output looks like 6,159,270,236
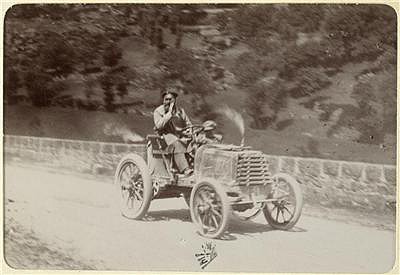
181,125,204,136
182,125,204,134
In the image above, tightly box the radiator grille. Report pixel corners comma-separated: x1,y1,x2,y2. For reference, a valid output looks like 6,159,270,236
236,151,272,185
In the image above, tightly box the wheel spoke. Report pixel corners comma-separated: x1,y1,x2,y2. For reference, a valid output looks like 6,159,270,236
205,212,213,228
136,182,144,192
127,195,134,209
199,191,208,203
275,207,280,222
280,207,287,223
270,203,277,213
132,196,141,209
126,164,133,177
274,185,289,197
134,190,143,201
121,190,129,200
121,168,130,182
211,213,219,229
283,205,294,218
201,212,208,227
211,208,222,219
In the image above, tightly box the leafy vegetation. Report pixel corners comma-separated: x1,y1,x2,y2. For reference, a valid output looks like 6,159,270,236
225,4,396,144
4,4,397,146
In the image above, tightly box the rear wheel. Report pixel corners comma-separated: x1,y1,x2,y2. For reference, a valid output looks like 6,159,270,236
263,173,303,230
114,154,152,219
190,180,230,239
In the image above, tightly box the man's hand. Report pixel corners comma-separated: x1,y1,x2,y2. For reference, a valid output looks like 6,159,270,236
168,102,175,114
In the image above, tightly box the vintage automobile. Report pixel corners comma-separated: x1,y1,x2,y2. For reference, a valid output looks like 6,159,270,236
114,124,303,239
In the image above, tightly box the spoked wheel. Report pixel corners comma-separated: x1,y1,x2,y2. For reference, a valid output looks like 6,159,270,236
114,154,152,220
190,180,230,239
263,173,303,230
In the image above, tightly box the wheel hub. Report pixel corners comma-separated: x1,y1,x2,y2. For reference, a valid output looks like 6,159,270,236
198,201,212,213
121,181,133,191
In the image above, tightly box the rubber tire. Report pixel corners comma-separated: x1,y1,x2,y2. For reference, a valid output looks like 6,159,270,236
263,173,303,230
114,153,152,220
190,179,230,239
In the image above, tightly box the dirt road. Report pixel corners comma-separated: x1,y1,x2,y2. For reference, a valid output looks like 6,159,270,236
4,165,397,273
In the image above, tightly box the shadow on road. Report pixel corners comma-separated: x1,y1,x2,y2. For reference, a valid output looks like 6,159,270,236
143,208,307,241
144,209,192,222
224,218,307,240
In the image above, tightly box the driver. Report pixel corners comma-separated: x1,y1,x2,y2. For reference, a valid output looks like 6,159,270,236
153,87,193,176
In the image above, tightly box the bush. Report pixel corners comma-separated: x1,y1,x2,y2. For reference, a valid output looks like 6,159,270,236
158,48,198,78
38,32,76,77
290,67,331,97
324,5,396,61
232,52,265,87
286,4,325,33
103,44,122,67
7,4,70,20
281,41,326,77
4,67,20,103
158,47,214,97
246,77,287,129
230,5,278,40
352,69,396,140
25,70,57,107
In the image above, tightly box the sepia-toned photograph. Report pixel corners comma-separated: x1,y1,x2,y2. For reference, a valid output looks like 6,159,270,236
3,3,397,273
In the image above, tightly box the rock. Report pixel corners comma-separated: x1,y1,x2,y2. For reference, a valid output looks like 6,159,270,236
323,161,340,177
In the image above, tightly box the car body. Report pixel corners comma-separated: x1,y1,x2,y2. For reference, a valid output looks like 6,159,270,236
115,127,303,238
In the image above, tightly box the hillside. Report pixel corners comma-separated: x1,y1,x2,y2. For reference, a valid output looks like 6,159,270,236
4,4,397,164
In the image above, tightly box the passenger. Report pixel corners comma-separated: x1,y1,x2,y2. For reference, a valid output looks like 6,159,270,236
197,120,222,144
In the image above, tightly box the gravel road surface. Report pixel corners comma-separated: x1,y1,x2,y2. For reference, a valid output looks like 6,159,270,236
4,165,397,273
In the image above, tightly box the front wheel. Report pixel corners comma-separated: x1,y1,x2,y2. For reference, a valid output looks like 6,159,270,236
190,179,230,239
114,154,152,220
263,173,303,230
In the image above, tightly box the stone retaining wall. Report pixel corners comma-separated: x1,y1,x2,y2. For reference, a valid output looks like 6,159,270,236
3,135,396,214
4,135,146,176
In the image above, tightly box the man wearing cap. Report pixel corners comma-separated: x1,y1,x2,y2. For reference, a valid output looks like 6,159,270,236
197,120,222,144
153,87,193,175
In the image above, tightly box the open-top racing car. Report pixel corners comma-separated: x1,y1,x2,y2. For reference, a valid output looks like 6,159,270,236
114,123,303,238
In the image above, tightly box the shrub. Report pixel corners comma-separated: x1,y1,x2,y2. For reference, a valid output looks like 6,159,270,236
25,70,57,107
39,32,76,77
286,4,325,33
230,5,278,40
4,67,20,103
232,52,265,87
246,77,287,129
290,67,331,97
158,47,214,98
324,5,396,61
158,48,198,78
103,44,122,67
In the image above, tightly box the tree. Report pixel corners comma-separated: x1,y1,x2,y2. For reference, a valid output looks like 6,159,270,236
231,52,265,87
38,32,76,77
4,67,20,103
99,73,115,112
103,44,122,67
246,77,287,129
25,70,56,107
289,67,331,97
285,4,325,33
324,5,396,61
